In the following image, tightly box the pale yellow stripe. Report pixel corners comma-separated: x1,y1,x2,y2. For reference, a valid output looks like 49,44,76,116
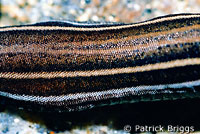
1,25,200,55
0,58,200,79
0,14,200,32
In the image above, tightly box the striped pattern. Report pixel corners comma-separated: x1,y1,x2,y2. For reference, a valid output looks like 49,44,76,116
0,58,200,79
0,13,200,111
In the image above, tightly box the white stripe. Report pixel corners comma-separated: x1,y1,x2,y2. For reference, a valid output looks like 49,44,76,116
0,14,200,32
0,79,199,104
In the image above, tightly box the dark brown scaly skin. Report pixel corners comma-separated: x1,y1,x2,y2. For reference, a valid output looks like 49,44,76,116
0,13,200,111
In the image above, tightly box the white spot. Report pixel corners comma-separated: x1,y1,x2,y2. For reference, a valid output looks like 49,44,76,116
14,118,20,123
